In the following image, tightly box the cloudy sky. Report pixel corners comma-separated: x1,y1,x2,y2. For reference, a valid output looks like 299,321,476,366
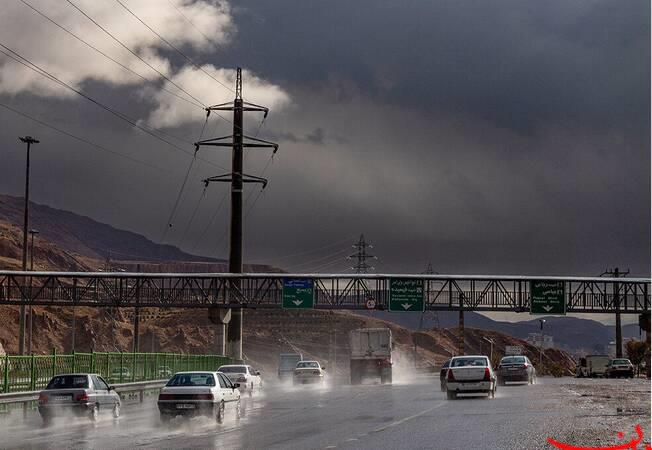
0,0,649,281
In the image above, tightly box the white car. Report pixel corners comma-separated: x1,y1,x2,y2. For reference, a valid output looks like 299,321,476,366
293,360,325,385
445,355,497,399
217,365,262,395
157,371,241,423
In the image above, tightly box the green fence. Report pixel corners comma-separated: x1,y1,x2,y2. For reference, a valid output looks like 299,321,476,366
0,352,232,393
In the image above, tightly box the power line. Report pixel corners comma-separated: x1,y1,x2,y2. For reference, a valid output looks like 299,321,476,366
287,247,351,271
0,101,171,174
178,184,208,248
65,0,206,108
0,43,226,171
17,0,204,110
113,0,235,96
192,190,229,254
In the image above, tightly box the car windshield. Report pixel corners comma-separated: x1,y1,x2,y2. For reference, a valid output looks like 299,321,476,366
501,356,526,364
46,375,88,389
452,358,487,367
612,359,630,364
297,361,319,368
219,366,246,373
166,373,215,386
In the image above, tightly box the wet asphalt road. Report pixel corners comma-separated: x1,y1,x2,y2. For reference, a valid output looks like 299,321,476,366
0,376,649,449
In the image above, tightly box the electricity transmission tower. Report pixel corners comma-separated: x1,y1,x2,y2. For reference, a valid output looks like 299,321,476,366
194,67,278,360
420,262,440,330
348,234,377,273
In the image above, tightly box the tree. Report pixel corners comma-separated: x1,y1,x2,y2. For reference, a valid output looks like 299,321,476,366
625,340,649,376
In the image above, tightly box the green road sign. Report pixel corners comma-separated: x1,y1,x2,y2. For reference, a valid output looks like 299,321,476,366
389,278,425,312
282,278,314,309
530,280,566,315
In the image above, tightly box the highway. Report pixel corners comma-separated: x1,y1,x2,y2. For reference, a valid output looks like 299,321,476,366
0,377,649,449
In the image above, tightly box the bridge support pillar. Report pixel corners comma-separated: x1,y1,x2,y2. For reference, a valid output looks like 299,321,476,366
209,308,231,357
227,309,243,362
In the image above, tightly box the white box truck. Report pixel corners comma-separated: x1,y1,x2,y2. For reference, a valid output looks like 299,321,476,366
576,354,610,377
349,328,392,384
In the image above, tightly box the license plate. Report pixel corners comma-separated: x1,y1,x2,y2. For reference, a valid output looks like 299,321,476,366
176,404,196,409
53,395,71,401
508,367,519,371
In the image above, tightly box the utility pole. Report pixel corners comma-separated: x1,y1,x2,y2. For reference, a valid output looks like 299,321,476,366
348,234,376,273
18,135,39,355
28,229,39,355
133,264,140,353
195,68,278,361
538,319,546,367
602,267,629,358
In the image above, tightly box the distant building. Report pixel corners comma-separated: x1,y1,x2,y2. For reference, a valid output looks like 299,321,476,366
526,333,554,349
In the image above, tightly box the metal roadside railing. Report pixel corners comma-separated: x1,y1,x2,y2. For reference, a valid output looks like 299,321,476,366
0,351,232,394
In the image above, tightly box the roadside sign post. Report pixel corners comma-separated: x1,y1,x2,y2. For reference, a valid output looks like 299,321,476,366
282,278,315,309
389,278,425,312
530,280,566,315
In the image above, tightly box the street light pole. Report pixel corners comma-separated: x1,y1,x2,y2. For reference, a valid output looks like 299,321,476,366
27,229,39,355
18,135,39,355
539,319,546,367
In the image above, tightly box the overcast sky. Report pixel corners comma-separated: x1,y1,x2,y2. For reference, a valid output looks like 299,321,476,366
0,0,649,281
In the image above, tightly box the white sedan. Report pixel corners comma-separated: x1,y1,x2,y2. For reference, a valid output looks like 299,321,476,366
157,371,241,423
445,355,497,399
218,365,262,395
293,360,325,385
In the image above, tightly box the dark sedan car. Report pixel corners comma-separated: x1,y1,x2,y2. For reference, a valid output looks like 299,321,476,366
38,373,121,425
439,359,451,391
496,356,536,384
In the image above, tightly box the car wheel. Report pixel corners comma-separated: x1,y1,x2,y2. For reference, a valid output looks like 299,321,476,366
446,391,456,400
89,404,99,422
216,401,225,424
112,403,120,419
160,412,171,424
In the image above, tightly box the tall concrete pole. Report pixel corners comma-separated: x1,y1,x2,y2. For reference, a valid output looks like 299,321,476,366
28,229,38,355
18,136,38,355
614,267,622,358
226,69,244,361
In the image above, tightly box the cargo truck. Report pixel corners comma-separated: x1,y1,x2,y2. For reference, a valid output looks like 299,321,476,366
576,354,610,377
349,328,392,384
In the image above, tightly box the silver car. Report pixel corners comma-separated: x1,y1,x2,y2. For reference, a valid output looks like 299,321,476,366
38,373,121,425
497,355,536,384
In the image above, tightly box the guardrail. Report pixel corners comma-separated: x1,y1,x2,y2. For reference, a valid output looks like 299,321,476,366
0,351,231,394
0,379,167,417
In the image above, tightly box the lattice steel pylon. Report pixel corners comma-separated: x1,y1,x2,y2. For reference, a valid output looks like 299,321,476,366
420,262,440,330
348,234,377,273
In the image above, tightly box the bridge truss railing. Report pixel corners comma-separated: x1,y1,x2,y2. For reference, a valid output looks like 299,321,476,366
0,272,648,314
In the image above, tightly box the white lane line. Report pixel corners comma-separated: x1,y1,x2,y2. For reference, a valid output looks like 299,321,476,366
371,402,446,434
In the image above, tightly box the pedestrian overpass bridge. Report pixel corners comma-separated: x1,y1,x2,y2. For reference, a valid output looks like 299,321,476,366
0,271,648,314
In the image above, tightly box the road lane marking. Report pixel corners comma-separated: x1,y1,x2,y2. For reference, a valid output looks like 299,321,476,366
371,402,446,434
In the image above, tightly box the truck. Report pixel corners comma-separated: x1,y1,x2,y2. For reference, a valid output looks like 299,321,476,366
576,354,610,378
278,353,303,380
349,328,392,385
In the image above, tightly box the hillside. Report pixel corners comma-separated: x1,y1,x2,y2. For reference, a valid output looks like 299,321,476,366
357,310,644,355
0,194,222,264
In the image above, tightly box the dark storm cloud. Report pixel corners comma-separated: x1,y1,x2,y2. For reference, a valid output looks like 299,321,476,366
223,0,650,135
0,0,649,282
